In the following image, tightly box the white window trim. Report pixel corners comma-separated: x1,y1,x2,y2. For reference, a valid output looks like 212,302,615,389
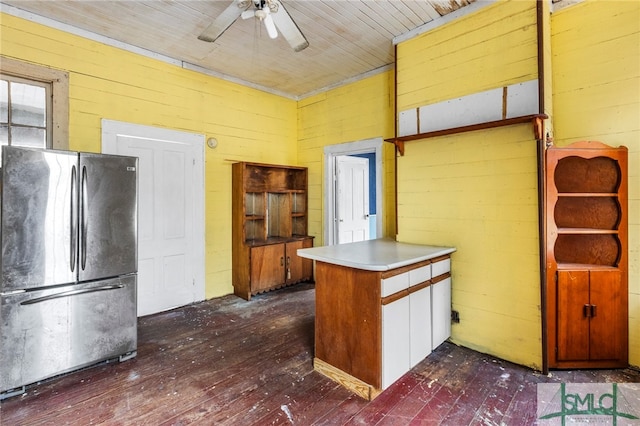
0,56,69,150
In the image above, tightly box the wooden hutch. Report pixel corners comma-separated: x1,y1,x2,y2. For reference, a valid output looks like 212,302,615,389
232,162,313,300
545,141,628,368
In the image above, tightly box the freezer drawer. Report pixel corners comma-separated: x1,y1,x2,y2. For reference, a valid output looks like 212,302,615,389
0,275,137,395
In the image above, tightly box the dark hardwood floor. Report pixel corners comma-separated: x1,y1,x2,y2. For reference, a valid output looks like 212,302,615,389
2,282,638,425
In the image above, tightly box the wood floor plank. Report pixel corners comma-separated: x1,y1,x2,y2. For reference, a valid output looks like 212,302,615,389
343,372,423,425
311,393,370,425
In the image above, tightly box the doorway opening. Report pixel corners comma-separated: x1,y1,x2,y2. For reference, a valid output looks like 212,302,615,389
324,138,384,246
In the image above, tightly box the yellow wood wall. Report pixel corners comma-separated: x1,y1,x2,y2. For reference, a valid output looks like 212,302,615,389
297,72,397,245
397,0,538,111
550,0,640,366
0,13,298,299
395,0,543,368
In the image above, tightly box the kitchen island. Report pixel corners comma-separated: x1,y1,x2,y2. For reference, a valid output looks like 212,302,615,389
298,238,455,400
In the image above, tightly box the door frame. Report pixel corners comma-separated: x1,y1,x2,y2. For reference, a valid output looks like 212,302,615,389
100,119,206,310
324,138,384,245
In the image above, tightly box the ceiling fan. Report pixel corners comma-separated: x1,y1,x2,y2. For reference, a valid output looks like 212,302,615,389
198,0,309,52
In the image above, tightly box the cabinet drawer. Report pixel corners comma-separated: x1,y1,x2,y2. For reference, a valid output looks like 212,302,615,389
381,273,409,297
409,265,431,286
432,257,451,277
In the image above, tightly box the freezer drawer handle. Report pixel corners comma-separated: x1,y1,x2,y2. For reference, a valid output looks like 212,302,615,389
19,285,124,306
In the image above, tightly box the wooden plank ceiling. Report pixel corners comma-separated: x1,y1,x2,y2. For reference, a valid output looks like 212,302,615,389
0,0,573,99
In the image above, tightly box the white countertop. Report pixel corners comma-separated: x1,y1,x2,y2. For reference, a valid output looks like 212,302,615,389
297,238,456,271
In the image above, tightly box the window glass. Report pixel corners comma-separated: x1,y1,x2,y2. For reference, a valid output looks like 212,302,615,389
12,126,45,148
0,124,7,145
0,76,49,152
11,82,45,127
0,80,8,123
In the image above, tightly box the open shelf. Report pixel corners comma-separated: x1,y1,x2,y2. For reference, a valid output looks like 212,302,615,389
554,233,620,266
386,114,547,155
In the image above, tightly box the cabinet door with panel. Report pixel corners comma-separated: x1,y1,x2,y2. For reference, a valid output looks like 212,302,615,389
250,244,285,293
557,269,625,363
285,238,313,285
409,285,432,367
431,275,451,350
382,296,410,389
430,255,452,350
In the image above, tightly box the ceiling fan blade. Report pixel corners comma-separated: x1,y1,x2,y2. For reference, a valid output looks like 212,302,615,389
269,0,309,52
198,1,246,43
263,14,278,39
241,10,255,20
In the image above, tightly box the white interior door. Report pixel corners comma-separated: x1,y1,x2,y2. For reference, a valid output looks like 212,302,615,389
324,138,384,246
101,119,205,316
336,155,369,244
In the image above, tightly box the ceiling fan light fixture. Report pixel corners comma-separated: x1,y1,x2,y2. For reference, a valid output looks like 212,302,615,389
198,0,308,51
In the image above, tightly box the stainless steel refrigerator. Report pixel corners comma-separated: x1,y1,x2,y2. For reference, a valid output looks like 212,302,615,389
0,146,138,399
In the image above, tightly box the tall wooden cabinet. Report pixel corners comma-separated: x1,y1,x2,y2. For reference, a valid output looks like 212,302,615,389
232,162,313,300
545,141,628,368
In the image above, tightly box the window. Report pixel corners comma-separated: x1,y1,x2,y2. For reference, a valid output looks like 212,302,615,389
0,75,51,153
0,57,69,152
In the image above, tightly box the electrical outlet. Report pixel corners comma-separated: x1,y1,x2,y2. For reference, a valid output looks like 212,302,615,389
451,310,460,323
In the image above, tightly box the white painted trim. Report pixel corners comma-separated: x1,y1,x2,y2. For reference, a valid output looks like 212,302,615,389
101,119,206,306
323,138,384,246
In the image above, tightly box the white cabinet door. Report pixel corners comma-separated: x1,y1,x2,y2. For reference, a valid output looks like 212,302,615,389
410,286,432,367
382,296,410,389
431,277,452,349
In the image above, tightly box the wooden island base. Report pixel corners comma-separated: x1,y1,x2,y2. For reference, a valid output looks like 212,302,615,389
298,239,457,400
313,358,383,401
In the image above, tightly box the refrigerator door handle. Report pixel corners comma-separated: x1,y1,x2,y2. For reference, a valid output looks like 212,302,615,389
80,165,88,271
19,284,125,306
70,165,77,272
